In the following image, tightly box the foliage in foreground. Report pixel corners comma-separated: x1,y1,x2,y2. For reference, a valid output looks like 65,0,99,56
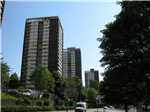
1,105,53,112
97,1,150,112
1,59,11,89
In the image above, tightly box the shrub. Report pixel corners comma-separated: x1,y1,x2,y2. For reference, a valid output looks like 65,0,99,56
69,100,74,106
55,106,61,110
68,106,74,110
36,100,43,106
42,106,47,111
23,97,31,105
55,98,64,106
46,106,52,111
62,106,66,110
16,98,24,105
1,105,52,112
44,99,50,106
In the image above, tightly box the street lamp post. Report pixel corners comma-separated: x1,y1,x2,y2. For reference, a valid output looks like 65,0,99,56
53,81,60,109
53,89,55,109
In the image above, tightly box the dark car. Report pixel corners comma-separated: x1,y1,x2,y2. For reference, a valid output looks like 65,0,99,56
7,89,19,94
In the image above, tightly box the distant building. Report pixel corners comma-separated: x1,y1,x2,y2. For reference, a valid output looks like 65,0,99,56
20,16,63,89
85,69,99,89
62,47,82,80
0,0,5,24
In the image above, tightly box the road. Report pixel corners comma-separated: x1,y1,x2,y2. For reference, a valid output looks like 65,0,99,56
37,107,137,112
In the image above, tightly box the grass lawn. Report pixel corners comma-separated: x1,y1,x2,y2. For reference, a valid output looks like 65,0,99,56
1,93,18,100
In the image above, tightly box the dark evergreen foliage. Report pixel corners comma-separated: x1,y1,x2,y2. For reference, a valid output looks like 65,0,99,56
97,1,150,112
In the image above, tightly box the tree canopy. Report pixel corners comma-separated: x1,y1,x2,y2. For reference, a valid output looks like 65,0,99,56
87,88,98,103
52,71,67,100
97,1,150,112
1,59,11,89
89,79,99,91
67,76,84,101
30,64,55,92
9,72,20,89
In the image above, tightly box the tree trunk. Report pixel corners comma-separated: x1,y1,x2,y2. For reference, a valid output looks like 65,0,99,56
145,105,147,112
125,103,128,112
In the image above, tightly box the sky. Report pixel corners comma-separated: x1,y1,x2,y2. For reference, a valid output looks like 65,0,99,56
1,1,122,86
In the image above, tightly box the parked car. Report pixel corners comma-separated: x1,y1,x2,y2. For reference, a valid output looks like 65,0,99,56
109,106,114,109
147,106,150,111
104,106,108,109
18,92,31,96
141,105,150,111
7,89,18,94
23,92,31,96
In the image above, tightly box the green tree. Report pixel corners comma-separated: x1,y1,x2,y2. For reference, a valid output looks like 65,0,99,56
98,67,135,109
67,77,77,100
87,88,98,103
52,71,67,100
89,79,99,91
9,72,20,89
74,76,83,101
81,86,87,102
1,60,11,89
67,76,83,101
97,1,150,112
30,64,55,93
17,86,25,96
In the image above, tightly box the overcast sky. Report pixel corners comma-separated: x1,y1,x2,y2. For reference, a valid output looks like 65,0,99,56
1,1,121,86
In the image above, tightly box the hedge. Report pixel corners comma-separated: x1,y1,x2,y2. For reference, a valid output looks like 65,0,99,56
1,105,52,112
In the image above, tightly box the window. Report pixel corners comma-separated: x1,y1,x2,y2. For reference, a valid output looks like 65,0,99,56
21,80,26,82
43,44,48,46
42,48,48,50
28,67,35,69
22,72,26,74
42,55,48,57
29,45,37,47
43,41,48,43
29,52,36,54
23,57,28,59
22,76,26,79
43,51,48,53
42,59,48,61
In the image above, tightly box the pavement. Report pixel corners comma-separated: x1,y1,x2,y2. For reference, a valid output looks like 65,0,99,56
37,108,131,112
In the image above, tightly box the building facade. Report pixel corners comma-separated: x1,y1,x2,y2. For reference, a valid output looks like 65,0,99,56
20,16,63,89
85,69,99,89
62,47,82,80
0,0,5,24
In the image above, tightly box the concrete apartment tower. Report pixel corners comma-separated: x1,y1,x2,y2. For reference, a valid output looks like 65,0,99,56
21,16,63,89
62,47,82,80
85,69,99,89
1,0,5,24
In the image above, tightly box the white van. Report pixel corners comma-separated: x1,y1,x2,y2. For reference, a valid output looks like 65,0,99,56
75,102,87,112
